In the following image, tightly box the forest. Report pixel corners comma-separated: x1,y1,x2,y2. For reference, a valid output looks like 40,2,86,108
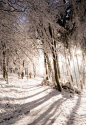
0,0,86,91
0,0,86,124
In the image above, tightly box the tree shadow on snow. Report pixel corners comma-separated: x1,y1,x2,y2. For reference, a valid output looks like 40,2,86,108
0,87,67,125
0,87,51,102
66,95,81,125
0,74,76,125
28,97,67,125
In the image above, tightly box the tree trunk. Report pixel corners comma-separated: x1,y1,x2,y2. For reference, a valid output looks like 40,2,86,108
48,24,61,91
6,57,9,84
44,52,48,79
3,51,6,79
44,52,52,79
53,52,61,91
33,63,36,78
56,54,60,79
52,41,61,92
21,71,24,79
18,67,20,79
27,68,29,80
82,53,85,86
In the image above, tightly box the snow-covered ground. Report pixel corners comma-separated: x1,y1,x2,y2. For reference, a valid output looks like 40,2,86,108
0,73,86,125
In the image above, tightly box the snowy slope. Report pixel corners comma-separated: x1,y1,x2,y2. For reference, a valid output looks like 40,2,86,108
0,73,86,125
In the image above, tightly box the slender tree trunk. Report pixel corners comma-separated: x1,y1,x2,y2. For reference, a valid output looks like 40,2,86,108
44,52,48,79
21,71,24,79
21,60,24,79
64,46,68,76
82,53,85,86
27,67,29,80
56,54,60,79
68,58,73,83
64,45,72,82
6,57,9,84
33,63,36,78
68,44,75,85
29,72,31,78
44,52,52,79
3,51,6,79
18,67,20,79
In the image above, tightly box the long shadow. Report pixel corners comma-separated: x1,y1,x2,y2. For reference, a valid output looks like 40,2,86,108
14,89,61,111
0,89,64,125
28,98,67,125
0,90,54,116
66,95,81,125
0,87,51,101
0,74,70,125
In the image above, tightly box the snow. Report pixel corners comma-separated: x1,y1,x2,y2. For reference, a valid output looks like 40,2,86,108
0,73,86,125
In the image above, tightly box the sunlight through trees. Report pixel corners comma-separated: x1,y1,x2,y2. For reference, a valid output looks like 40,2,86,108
0,0,86,91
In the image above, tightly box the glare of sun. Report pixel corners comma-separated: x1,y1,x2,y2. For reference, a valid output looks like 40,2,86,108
76,50,83,55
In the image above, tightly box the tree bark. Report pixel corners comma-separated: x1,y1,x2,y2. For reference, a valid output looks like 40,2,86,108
44,52,52,79
52,41,61,92
44,52,48,79
56,54,60,79
53,51,61,91
6,57,9,84
3,51,6,79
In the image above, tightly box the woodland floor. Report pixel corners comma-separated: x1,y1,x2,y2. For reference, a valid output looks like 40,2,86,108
0,73,86,125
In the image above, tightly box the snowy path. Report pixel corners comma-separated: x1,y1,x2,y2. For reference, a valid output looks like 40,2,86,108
0,74,86,125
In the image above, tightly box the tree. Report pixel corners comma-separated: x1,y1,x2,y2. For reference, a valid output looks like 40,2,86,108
0,2,39,82
0,0,86,90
